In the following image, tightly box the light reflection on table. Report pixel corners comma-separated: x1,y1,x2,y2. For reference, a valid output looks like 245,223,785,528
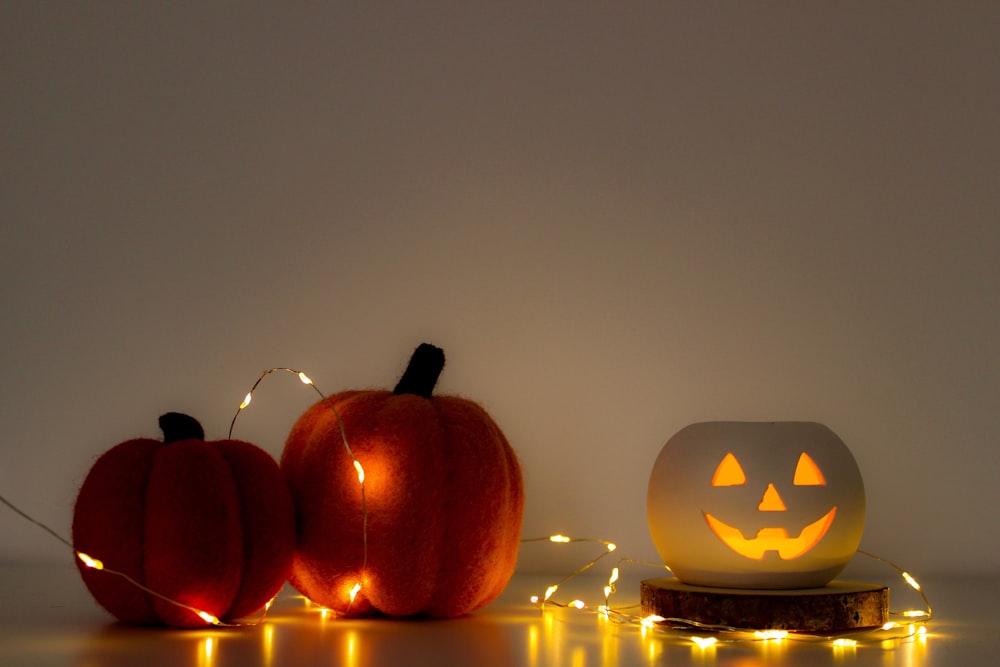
0,565,991,667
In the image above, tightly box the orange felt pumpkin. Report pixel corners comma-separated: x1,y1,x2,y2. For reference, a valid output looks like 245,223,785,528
281,343,524,617
72,413,295,627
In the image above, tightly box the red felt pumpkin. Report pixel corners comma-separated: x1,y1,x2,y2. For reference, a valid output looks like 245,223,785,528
281,343,524,618
72,413,295,627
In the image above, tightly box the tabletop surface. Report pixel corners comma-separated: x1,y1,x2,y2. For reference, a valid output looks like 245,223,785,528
0,563,996,667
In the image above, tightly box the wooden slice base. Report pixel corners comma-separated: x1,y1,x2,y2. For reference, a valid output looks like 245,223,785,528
640,578,888,633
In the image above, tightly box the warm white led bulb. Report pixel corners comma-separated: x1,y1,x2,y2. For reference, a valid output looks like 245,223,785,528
353,460,365,484
902,572,921,591
641,615,665,628
197,610,220,625
240,392,253,409
298,372,313,385
77,552,104,570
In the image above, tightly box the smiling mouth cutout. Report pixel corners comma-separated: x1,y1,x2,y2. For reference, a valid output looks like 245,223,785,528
703,507,837,560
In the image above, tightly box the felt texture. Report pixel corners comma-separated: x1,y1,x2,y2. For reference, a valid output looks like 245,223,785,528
72,418,295,627
282,388,524,618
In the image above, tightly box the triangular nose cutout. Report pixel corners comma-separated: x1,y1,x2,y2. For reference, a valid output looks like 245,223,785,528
758,483,787,511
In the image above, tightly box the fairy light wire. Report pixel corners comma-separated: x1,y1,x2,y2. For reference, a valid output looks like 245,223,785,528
0,491,248,626
521,536,619,601
524,535,933,647
73,553,230,626
229,367,369,609
857,549,933,621
0,492,77,552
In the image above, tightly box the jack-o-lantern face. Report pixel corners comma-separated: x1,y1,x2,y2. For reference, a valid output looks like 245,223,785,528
703,451,836,560
647,422,865,589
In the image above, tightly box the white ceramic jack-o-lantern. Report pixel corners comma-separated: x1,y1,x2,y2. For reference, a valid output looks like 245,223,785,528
647,422,865,589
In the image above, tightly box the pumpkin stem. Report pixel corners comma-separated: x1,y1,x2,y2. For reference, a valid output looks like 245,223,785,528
159,412,206,443
392,343,446,398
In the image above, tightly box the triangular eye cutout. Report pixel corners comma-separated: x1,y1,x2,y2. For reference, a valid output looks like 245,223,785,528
712,452,747,486
793,452,826,486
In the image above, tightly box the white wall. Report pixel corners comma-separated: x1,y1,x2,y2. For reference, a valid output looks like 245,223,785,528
2,3,997,576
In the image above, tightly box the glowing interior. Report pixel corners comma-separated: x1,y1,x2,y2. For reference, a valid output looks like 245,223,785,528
705,451,834,560
711,452,746,486
793,452,825,485
703,507,838,560
757,483,787,511
711,451,827,488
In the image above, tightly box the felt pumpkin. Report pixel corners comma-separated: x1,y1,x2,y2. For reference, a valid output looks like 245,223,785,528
281,343,524,617
647,422,865,589
72,413,295,627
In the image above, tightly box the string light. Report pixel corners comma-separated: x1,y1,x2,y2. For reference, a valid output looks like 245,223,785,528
227,367,370,613
73,542,235,626
0,492,239,626
524,535,933,648
857,549,933,624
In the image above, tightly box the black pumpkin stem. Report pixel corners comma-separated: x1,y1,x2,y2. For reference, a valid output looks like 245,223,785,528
392,343,446,398
159,412,206,443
